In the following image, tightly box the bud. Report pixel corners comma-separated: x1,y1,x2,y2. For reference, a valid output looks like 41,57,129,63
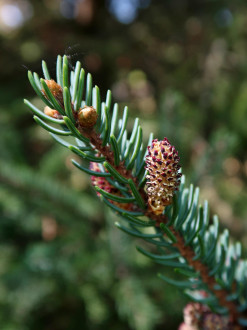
90,162,132,211
42,79,64,106
201,313,228,330
178,323,196,330
44,106,63,119
183,303,204,327
179,302,233,330
78,106,98,128
145,138,181,215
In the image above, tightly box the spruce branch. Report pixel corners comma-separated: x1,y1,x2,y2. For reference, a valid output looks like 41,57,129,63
74,119,147,203
24,55,247,329
158,214,239,322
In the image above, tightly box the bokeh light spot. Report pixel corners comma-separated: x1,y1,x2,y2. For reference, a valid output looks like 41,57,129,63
0,0,33,32
20,41,42,62
108,0,138,24
1,4,23,27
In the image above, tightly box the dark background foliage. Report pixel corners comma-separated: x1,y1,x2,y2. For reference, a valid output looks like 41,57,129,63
0,0,246,329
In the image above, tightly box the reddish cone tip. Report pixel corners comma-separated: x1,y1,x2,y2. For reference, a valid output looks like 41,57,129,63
145,138,181,215
90,162,113,196
90,162,132,211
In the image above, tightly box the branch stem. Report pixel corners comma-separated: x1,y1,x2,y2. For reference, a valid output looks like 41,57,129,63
75,118,147,202
146,211,240,324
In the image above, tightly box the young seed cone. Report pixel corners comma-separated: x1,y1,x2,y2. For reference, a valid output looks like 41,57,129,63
90,162,132,211
145,138,181,215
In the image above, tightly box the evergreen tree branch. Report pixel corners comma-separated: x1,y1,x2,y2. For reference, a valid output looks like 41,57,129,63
75,125,147,202
24,55,247,328
152,212,240,322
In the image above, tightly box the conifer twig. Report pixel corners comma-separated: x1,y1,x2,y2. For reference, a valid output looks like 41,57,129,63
24,56,247,329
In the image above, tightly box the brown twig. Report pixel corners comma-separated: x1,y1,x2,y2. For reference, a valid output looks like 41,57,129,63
171,227,239,322
75,120,147,201
145,211,241,325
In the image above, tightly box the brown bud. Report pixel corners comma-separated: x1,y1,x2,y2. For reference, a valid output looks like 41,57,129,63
145,138,181,215
201,313,229,330
183,303,205,327
42,79,64,106
178,323,196,330
44,106,63,119
180,302,235,330
78,106,98,128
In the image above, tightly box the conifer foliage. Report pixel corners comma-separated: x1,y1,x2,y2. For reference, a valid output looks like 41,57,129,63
24,56,247,328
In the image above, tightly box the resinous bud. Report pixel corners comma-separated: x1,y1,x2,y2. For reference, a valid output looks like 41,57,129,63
43,79,64,106
44,106,62,119
78,106,98,128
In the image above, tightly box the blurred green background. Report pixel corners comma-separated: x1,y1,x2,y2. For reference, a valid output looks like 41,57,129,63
0,0,247,329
